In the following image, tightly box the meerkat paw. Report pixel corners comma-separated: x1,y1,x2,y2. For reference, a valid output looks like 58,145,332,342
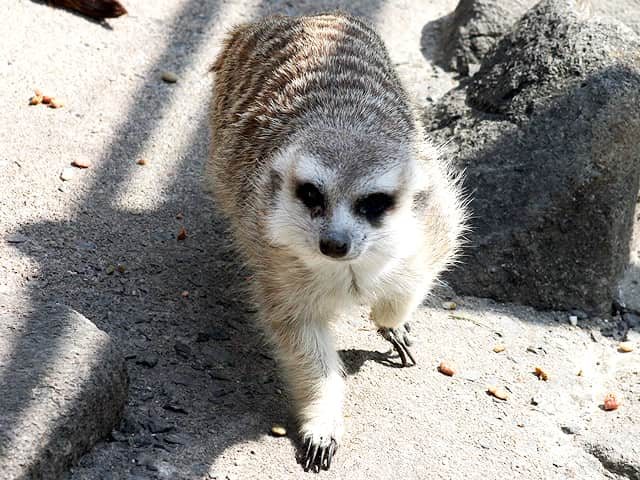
299,415,342,472
378,324,416,367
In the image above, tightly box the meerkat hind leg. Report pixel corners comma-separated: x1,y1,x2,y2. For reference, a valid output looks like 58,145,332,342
371,294,422,367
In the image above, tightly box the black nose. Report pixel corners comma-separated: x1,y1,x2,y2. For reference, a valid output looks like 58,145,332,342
319,233,350,258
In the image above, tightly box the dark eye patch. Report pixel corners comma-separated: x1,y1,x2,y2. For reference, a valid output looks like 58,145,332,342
295,182,325,213
355,192,396,223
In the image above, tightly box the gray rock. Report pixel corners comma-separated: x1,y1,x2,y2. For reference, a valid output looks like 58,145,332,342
434,0,640,76
426,0,640,314
437,0,536,75
0,303,128,480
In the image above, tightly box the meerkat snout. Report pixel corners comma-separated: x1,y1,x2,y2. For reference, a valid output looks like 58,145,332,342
319,230,350,258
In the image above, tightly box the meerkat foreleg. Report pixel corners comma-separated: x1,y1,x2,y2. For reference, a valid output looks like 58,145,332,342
370,291,423,367
265,310,344,471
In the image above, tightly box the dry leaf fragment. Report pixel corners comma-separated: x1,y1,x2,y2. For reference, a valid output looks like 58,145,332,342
487,386,509,400
177,227,187,241
438,361,455,376
603,393,621,411
493,344,505,353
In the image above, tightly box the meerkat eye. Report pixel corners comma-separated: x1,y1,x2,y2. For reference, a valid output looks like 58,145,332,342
296,182,325,211
355,192,395,222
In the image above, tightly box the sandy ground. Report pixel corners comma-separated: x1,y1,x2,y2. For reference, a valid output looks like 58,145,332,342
1,1,638,479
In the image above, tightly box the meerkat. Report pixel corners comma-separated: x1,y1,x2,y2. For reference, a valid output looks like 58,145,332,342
207,12,467,472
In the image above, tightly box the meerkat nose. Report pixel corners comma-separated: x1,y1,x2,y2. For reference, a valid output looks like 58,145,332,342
319,232,350,259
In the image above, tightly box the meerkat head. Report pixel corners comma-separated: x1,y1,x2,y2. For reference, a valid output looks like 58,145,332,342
265,129,424,270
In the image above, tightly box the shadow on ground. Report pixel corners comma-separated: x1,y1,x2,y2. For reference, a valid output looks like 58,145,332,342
4,0,402,478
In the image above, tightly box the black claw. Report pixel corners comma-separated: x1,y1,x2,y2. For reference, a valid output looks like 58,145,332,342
301,438,337,472
303,438,314,471
311,443,320,469
327,440,337,469
321,446,329,470
378,326,416,367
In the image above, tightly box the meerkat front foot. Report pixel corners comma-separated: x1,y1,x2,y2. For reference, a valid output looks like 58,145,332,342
297,368,344,471
371,294,422,367
300,405,342,471
377,325,415,367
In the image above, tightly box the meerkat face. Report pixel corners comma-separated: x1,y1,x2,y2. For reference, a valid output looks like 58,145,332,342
265,132,423,270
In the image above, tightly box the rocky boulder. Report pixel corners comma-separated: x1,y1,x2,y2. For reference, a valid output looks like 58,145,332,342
434,0,640,76
435,0,536,76
0,299,128,479
426,0,640,314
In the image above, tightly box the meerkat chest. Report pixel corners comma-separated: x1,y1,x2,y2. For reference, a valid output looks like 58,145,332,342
310,260,408,307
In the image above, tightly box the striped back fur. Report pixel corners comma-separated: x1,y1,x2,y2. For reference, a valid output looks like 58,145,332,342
208,13,418,231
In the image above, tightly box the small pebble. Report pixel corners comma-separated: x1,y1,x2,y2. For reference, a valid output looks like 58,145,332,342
162,71,178,83
487,386,509,401
442,301,457,310
618,342,634,353
6,234,28,244
60,167,74,181
493,344,505,353
177,227,187,241
42,95,52,104
72,158,91,168
437,361,455,376
534,366,549,381
270,425,287,437
603,393,621,411
136,158,147,165
49,98,65,109
181,290,189,298
568,315,578,326
29,95,43,105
